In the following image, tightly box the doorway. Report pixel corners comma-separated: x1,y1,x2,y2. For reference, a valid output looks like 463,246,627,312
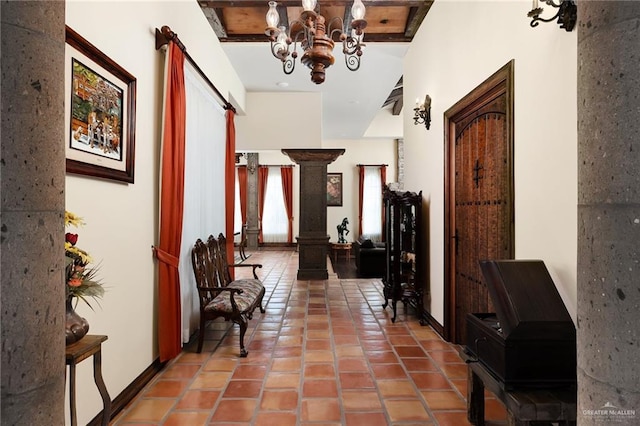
443,61,515,344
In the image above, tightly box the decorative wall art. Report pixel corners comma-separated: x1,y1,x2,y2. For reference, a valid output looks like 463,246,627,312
65,26,137,183
327,172,343,206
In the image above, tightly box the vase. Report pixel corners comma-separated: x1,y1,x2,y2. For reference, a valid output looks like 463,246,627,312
66,297,89,345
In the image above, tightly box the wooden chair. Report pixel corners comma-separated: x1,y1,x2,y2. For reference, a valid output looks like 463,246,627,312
191,234,265,357
238,223,248,261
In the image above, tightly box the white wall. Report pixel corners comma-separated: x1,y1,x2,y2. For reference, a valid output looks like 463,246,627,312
322,139,398,242
364,105,403,138
65,1,244,423
403,0,577,325
236,92,322,150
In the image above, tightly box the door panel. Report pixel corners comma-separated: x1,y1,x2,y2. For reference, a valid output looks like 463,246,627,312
444,61,514,344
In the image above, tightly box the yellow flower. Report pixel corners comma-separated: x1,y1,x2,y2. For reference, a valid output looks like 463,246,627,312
65,211,85,228
64,210,104,308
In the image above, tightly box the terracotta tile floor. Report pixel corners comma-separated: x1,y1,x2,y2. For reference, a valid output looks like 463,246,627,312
113,250,507,425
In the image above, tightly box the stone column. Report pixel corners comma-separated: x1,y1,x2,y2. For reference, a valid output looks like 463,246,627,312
1,1,67,424
282,149,344,280
577,2,640,423
245,153,259,250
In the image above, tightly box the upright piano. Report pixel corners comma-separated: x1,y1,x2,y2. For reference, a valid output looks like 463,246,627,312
464,259,576,390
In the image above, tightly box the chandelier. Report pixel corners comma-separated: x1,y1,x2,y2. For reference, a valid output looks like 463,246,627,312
265,0,367,84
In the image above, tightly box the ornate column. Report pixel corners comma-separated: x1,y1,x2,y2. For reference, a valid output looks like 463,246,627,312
245,153,259,250
1,1,67,424
577,2,640,422
282,149,344,280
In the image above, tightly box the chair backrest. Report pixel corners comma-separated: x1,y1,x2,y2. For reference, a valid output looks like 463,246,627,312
206,234,231,287
191,238,221,307
215,233,233,285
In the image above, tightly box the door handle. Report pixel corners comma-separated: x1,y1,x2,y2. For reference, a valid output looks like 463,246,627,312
453,229,459,255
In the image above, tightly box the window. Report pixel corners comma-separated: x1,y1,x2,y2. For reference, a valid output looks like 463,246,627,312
360,166,383,241
261,167,288,243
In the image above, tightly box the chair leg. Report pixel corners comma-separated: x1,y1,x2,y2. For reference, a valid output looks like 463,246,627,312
237,315,248,358
197,316,206,353
258,290,266,313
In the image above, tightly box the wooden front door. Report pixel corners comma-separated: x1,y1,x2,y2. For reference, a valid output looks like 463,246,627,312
444,61,515,344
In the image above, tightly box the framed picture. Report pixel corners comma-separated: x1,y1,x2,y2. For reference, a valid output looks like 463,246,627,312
327,173,343,206
64,26,136,183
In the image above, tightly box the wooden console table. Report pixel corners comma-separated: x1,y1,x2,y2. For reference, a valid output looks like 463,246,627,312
65,335,111,426
460,350,576,425
330,242,352,262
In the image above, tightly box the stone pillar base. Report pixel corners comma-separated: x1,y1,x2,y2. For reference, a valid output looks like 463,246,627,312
296,234,330,280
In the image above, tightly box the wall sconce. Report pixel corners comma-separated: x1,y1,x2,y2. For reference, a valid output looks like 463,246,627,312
413,95,431,130
527,0,577,31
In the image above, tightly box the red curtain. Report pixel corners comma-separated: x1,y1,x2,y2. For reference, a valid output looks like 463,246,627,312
155,43,186,362
357,165,365,238
257,166,269,243
380,165,387,242
225,109,236,277
237,166,247,224
281,166,293,243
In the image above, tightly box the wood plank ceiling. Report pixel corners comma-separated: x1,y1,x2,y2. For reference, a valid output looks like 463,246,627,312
198,0,432,114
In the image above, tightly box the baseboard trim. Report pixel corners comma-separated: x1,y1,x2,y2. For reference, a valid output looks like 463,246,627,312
88,357,166,426
421,310,445,337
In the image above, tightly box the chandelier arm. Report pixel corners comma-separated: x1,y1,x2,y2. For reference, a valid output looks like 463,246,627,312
270,40,289,61
344,53,361,72
282,56,295,75
326,16,345,40
342,37,361,55
289,19,312,50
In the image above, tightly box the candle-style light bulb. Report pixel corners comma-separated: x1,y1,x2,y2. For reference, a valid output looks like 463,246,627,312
266,1,280,28
276,26,287,44
302,0,316,12
351,0,366,20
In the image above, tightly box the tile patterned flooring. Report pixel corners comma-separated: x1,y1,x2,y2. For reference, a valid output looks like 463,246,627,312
113,250,507,425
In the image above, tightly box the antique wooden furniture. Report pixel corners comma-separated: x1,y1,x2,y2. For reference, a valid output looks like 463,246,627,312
465,259,577,389
460,349,577,426
65,335,111,426
191,233,265,357
382,187,424,323
238,223,248,261
330,242,352,263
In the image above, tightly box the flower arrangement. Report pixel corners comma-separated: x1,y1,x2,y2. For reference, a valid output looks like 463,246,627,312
65,211,104,308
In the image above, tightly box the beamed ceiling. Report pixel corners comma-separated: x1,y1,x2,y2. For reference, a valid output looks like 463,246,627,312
199,0,433,43
198,1,432,115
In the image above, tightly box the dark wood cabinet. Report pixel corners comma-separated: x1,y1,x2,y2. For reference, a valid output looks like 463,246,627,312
382,187,424,324
465,260,576,390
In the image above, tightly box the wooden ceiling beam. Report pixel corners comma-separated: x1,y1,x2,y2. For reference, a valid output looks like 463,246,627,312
217,32,414,42
391,97,403,115
200,0,429,7
405,0,433,38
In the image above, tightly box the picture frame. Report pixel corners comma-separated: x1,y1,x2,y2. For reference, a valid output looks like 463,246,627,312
64,26,137,183
327,172,343,207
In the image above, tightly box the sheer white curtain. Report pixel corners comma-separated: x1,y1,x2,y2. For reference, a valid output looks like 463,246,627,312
178,61,226,343
234,168,242,244
361,166,383,241
262,167,288,243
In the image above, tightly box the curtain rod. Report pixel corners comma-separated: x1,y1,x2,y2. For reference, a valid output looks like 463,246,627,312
155,25,236,113
357,164,388,167
237,164,295,168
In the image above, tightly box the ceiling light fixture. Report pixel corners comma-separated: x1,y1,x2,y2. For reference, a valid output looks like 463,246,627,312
265,0,367,84
413,95,431,130
527,0,577,31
